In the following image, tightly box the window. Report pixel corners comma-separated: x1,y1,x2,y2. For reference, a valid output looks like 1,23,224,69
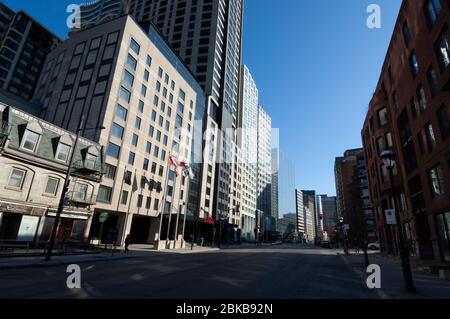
158,116,163,127
144,69,149,82
167,107,172,117
8,168,26,189
126,54,137,70
425,0,442,28
106,142,120,159
378,107,388,126
138,100,144,113
137,194,143,208
143,158,149,171
435,29,450,72
121,190,129,205
403,21,412,45
171,80,175,90
122,70,134,87
22,130,40,152
409,52,419,78
156,81,161,92
153,95,159,107
156,130,161,141
146,197,151,209
164,74,169,85
128,152,136,165
427,66,439,96
132,134,139,147
160,101,166,112
119,86,131,103
161,150,166,161
386,132,393,149
146,142,152,154
97,185,112,203
417,85,427,112
377,137,385,155
104,163,117,180
55,143,71,162
116,104,128,120
163,135,168,145
158,67,163,78
130,38,140,55
111,123,124,139
179,89,186,101
153,198,159,210
425,122,437,152
74,183,88,201
141,84,147,97
177,102,184,114
151,110,157,122
437,104,450,140
176,114,183,128
146,55,152,66
135,116,142,129
429,165,445,197
44,177,59,195
154,146,159,158
151,162,157,174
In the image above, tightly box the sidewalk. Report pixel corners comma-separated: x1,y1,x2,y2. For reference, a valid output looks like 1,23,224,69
340,253,450,299
0,245,220,270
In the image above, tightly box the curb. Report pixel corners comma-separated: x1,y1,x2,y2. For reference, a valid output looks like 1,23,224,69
338,253,390,299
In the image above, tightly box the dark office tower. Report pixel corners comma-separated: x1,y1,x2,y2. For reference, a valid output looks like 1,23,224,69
0,2,59,100
78,0,244,218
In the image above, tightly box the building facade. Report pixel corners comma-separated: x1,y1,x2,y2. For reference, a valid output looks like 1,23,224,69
257,105,272,224
295,189,305,240
272,148,296,233
77,0,244,227
0,103,103,245
335,149,377,244
33,16,205,248
362,0,450,261
318,195,337,238
238,65,258,240
0,2,60,100
302,190,317,242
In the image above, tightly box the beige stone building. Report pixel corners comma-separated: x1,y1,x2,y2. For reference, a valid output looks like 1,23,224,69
33,16,207,249
0,103,103,246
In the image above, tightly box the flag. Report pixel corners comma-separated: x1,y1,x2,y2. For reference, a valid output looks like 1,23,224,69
180,162,195,179
132,172,139,193
169,154,180,175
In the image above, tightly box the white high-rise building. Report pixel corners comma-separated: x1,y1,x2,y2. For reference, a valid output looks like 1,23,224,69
239,65,258,240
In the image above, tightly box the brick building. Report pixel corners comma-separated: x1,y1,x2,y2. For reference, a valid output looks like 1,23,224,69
362,0,450,261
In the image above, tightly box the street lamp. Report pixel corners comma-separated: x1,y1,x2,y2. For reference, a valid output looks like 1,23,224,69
380,150,415,293
45,116,105,261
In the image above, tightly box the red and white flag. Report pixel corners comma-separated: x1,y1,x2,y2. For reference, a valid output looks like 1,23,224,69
169,154,180,175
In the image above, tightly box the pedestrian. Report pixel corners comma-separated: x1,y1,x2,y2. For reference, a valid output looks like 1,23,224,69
200,237,204,247
124,234,131,253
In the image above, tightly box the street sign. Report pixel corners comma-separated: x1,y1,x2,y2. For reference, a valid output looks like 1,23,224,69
385,209,397,225
99,212,109,223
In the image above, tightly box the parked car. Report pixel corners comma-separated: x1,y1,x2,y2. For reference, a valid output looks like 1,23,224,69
368,241,380,250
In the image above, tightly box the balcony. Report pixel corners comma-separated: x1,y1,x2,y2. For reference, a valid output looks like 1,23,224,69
72,158,102,177
65,189,96,206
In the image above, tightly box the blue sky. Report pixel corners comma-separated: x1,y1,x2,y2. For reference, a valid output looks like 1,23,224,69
4,0,402,195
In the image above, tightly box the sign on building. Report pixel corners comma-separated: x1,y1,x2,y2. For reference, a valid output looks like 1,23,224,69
385,209,397,225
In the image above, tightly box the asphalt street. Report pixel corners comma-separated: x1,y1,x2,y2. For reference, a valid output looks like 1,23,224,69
0,245,378,299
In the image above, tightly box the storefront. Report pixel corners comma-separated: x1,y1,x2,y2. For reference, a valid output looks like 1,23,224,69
0,202,45,243
436,212,450,262
39,209,91,244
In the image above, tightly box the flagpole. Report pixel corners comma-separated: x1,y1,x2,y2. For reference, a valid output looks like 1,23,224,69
173,177,184,249
116,166,127,245
123,169,137,246
157,155,172,249
180,165,192,249
165,173,177,249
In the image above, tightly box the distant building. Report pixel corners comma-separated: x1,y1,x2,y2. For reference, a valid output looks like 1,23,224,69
257,105,272,225
317,195,337,237
272,148,295,233
0,102,103,245
334,149,376,243
302,190,318,240
295,190,305,239
0,2,60,100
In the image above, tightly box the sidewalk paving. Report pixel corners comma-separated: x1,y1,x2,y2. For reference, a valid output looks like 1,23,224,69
340,253,450,299
0,245,220,270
